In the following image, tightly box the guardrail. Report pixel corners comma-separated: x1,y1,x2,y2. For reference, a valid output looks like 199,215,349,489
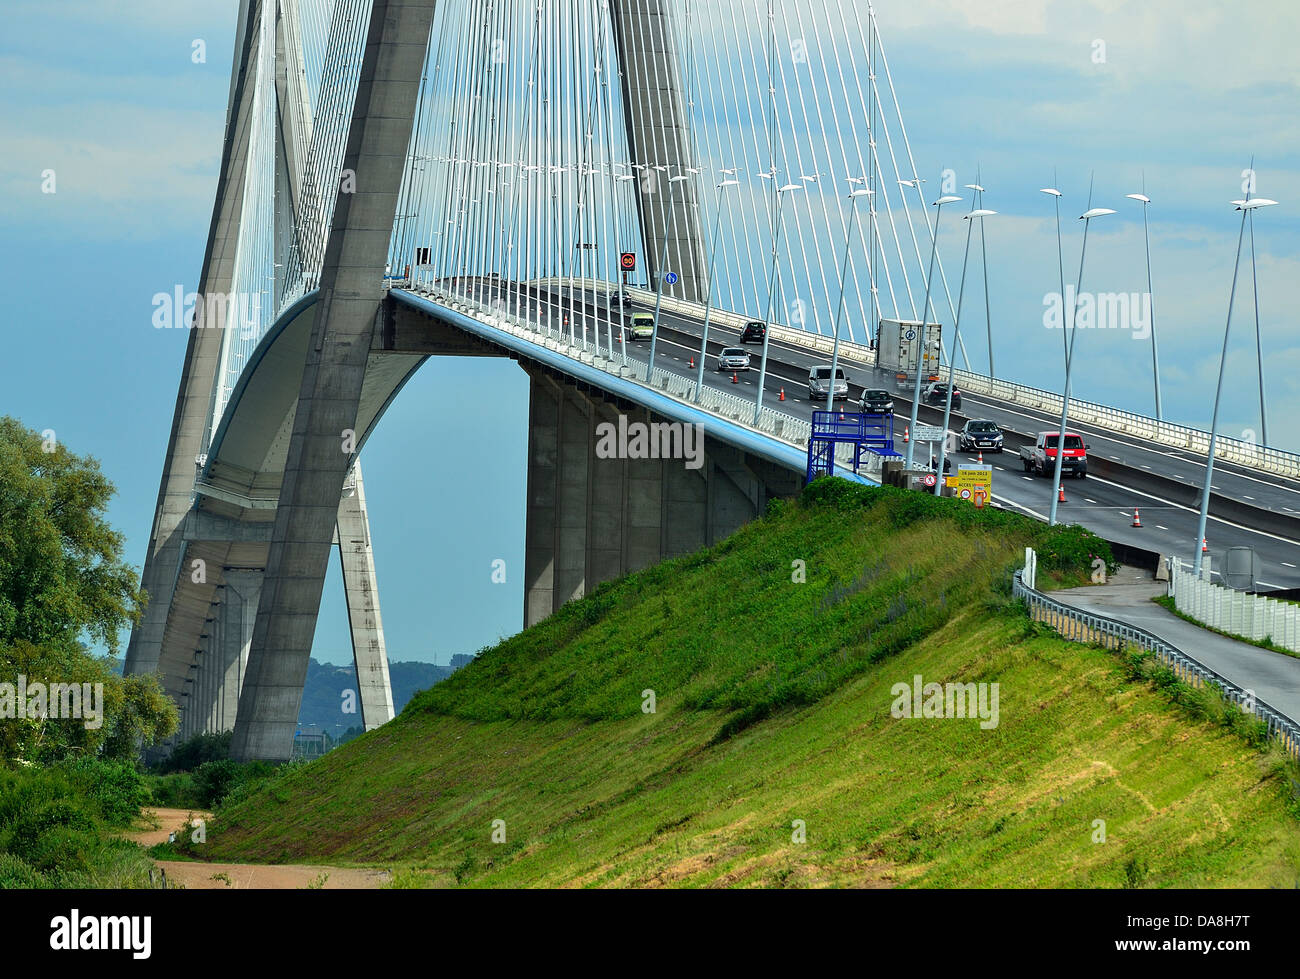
518,276,1300,480
406,284,875,477
1013,568,1300,759
1169,559,1300,652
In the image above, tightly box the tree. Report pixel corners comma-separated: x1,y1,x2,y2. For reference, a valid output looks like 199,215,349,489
0,416,145,653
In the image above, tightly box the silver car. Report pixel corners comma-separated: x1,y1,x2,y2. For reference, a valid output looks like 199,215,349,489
717,347,751,372
808,364,849,401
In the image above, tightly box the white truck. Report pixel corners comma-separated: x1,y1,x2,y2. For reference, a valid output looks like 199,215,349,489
876,318,943,380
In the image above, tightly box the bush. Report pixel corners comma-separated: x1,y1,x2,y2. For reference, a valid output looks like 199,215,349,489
155,731,232,774
52,758,149,827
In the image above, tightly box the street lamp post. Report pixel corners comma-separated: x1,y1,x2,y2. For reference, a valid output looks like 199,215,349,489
934,208,997,494
1194,196,1279,574
1125,191,1163,420
1048,205,1117,527
695,178,740,402
753,182,803,425
646,173,690,383
826,187,873,412
1040,187,1068,378
903,195,963,471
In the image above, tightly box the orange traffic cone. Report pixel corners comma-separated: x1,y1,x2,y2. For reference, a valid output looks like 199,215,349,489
977,451,984,464
903,427,910,443
1132,508,1141,527
1201,537,1209,553
779,388,785,401
1058,485,1066,503
732,372,739,384
689,356,694,369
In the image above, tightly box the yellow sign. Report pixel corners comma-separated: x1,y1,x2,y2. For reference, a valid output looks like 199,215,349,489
951,466,992,490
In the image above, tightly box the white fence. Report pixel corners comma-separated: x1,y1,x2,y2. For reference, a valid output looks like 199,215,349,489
513,276,1300,480
1169,559,1300,652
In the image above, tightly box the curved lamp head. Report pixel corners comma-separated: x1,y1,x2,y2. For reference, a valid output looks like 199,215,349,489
1125,193,1151,203
1080,207,1117,219
716,179,739,189
1234,198,1278,210
778,183,803,193
1039,187,1062,197
932,195,963,206
964,209,997,219
848,188,873,198
669,174,689,183
964,183,984,192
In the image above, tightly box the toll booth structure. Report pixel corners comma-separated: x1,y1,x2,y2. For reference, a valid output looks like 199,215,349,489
806,410,903,483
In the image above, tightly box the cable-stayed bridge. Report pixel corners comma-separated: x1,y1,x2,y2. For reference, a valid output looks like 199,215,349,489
125,0,1300,761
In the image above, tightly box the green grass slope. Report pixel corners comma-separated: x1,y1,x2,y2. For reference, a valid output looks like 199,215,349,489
201,481,1300,887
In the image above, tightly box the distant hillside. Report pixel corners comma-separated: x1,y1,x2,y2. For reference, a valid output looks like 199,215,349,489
206,481,1300,887
297,657,469,731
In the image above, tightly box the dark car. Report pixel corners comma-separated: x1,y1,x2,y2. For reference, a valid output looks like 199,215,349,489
857,388,894,415
923,381,960,409
740,320,767,343
958,418,1003,453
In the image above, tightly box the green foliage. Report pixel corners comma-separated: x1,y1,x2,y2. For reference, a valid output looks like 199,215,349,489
191,759,277,809
0,640,177,764
0,416,144,654
155,731,232,774
52,757,149,827
0,763,155,888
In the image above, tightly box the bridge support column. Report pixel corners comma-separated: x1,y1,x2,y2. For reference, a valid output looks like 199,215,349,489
336,462,394,729
216,570,262,733
522,366,801,628
230,0,436,762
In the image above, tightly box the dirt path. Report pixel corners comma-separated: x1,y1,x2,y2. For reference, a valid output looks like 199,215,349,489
130,808,391,889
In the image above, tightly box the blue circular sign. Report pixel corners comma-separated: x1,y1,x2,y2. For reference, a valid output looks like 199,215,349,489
904,328,917,341
665,272,679,284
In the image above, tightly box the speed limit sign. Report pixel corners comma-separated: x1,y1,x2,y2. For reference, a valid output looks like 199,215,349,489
620,252,636,271
959,488,972,500
922,473,936,487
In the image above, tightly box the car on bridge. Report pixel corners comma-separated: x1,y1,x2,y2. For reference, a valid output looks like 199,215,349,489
1020,431,1089,478
716,347,751,372
922,381,960,409
808,364,849,402
741,320,767,343
958,419,1003,453
625,313,655,340
857,388,894,414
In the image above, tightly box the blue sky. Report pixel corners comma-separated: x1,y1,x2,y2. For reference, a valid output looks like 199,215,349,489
1,1,1296,666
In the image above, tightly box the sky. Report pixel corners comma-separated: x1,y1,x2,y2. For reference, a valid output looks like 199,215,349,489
0,0,1295,666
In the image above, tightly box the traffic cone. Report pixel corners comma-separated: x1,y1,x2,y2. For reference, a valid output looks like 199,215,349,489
779,388,785,401
1132,508,1141,528
1201,537,1209,553
903,427,910,443
732,372,739,384
977,451,984,464
689,356,694,368
1058,485,1066,504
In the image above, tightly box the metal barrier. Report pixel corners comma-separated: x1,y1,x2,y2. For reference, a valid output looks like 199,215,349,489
1012,569,1300,759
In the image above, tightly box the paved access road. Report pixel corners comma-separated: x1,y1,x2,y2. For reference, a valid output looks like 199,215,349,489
1052,567,1300,725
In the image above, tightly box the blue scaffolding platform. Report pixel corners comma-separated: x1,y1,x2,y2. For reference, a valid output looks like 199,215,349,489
806,410,902,483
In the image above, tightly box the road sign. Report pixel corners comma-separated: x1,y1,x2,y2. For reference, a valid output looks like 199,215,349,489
912,425,945,442
904,328,917,340
620,252,636,271
922,473,936,487
665,271,679,285
958,488,972,500
952,465,993,491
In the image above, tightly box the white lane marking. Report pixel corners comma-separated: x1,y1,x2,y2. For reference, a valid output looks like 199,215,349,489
1244,495,1255,501
1085,498,1097,504
1156,525,1169,530
1021,476,1033,482
1283,562,1298,569
1081,471,1300,547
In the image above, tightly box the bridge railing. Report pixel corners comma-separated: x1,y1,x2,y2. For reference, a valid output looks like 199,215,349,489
411,284,871,474
523,277,1300,481
1013,567,1300,760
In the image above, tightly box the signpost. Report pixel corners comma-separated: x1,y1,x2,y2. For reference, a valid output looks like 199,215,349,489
665,271,679,285
620,252,636,288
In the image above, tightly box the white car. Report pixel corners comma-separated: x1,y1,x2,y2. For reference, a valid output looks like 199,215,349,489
808,364,849,401
717,347,751,372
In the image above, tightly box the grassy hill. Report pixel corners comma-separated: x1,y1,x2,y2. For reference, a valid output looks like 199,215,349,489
198,481,1300,887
